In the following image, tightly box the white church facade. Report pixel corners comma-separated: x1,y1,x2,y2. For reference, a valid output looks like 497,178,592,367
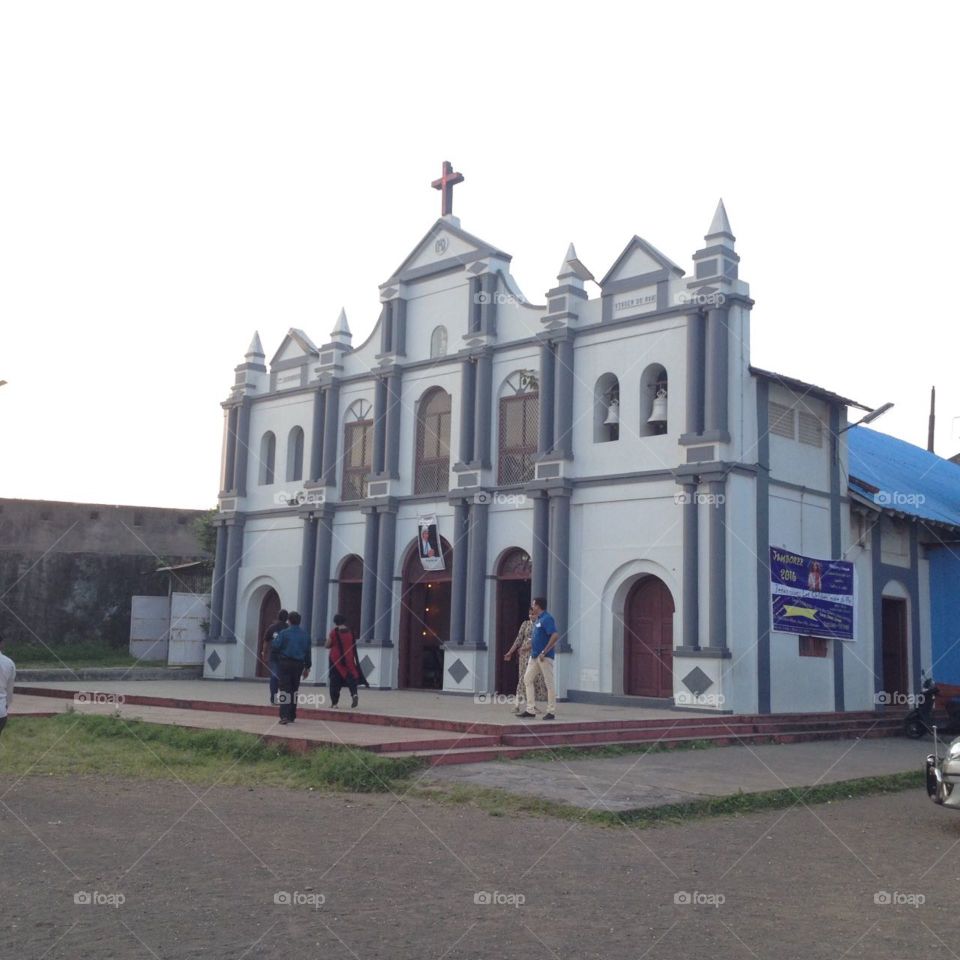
204,166,939,715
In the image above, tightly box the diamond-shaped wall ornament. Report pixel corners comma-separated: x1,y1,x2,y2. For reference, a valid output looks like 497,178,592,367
359,655,374,677
206,650,222,672
447,658,469,685
682,666,713,698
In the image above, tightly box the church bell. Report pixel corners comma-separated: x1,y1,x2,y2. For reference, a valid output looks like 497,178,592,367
647,388,668,425
604,398,620,426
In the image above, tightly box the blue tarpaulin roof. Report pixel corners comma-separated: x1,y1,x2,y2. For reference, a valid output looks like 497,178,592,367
848,426,960,529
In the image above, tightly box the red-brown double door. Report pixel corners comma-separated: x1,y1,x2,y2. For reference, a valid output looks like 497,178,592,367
624,577,674,698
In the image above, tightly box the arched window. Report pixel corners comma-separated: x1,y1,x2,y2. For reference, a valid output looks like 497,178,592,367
640,364,668,436
342,400,373,501
498,370,539,485
430,326,448,359
258,431,276,485
594,373,620,443
286,426,304,482
415,388,452,494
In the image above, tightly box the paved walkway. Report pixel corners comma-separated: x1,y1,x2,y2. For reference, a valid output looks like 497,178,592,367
423,737,927,811
15,679,700,725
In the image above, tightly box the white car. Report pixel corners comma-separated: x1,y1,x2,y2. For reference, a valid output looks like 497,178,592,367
926,736,960,808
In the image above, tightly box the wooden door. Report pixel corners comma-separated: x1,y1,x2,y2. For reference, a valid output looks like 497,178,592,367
624,577,674,698
256,588,281,678
882,597,908,699
496,578,531,695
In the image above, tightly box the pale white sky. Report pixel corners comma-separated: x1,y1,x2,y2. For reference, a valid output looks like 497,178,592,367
2,1,958,508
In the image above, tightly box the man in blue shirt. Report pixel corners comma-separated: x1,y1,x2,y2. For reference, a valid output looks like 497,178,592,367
271,611,312,724
519,596,559,720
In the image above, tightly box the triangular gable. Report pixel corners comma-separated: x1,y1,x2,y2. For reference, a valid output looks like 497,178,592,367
599,236,685,288
387,219,511,282
270,328,320,367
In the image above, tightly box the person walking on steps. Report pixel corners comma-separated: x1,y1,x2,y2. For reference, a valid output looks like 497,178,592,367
518,597,559,721
326,614,363,709
272,611,311,725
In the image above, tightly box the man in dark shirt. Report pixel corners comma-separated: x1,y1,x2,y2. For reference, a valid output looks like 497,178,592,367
271,611,312,725
261,609,288,705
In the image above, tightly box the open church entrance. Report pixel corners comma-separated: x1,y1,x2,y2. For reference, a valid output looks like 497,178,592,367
255,588,281,679
881,597,909,702
624,576,674,698
398,538,452,690
495,549,532,695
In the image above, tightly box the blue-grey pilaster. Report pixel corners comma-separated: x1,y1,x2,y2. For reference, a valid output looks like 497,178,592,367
704,307,729,435
458,357,476,464
321,382,340,486
298,516,318,636
547,488,572,652
360,507,379,643
372,377,387,476
208,521,228,640
538,342,555,455
553,335,574,459
223,406,238,492
311,508,334,642
685,311,706,436
221,516,246,642
379,302,394,354
309,389,326,482
463,500,489,648
474,350,493,468
756,378,771,713
480,273,497,335
829,403,844,711
393,298,407,355
707,478,727,650
531,493,549,599
234,397,251,497
385,370,402,478
681,482,700,652
450,500,469,645
373,504,397,644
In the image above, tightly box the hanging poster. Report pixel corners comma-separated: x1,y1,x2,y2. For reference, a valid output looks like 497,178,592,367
770,547,855,640
418,515,444,571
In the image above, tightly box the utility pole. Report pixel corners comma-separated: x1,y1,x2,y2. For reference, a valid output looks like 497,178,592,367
928,386,936,453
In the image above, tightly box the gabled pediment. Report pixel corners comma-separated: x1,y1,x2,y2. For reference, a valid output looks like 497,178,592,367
599,236,685,288
270,328,319,367
386,218,511,283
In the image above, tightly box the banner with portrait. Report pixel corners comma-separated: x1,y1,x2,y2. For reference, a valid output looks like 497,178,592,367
417,515,444,571
770,547,855,640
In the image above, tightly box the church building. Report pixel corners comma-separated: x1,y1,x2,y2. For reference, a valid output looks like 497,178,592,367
204,164,958,715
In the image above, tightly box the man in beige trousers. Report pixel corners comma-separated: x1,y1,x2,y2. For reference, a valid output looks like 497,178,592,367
518,597,559,721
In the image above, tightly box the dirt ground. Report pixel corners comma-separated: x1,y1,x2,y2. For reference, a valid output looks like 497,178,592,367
1,775,959,960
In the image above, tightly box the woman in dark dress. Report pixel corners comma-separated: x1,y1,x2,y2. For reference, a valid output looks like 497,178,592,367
326,613,362,708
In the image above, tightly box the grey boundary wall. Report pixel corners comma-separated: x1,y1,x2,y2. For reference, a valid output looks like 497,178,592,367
0,498,208,650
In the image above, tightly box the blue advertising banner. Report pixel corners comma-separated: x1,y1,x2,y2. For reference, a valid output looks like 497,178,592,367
769,548,855,640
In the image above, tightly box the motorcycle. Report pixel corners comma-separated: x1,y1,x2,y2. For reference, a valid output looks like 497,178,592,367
903,673,960,739
925,726,960,808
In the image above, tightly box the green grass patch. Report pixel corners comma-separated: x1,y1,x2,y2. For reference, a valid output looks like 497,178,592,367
416,770,925,828
12,642,163,669
513,738,718,763
0,714,422,793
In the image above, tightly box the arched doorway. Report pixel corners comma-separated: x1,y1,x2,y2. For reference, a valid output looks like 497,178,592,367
255,587,281,678
624,576,674,698
495,548,532,695
398,538,452,689
336,555,364,640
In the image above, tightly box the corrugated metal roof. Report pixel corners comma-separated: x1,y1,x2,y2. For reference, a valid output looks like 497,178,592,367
750,366,872,411
848,426,960,529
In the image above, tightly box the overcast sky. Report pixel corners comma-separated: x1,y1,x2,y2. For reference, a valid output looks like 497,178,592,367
2,1,958,508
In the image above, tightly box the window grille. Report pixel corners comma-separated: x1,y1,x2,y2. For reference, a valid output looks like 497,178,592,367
342,420,373,501
768,401,796,440
798,411,823,447
415,390,451,494
498,394,539,485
